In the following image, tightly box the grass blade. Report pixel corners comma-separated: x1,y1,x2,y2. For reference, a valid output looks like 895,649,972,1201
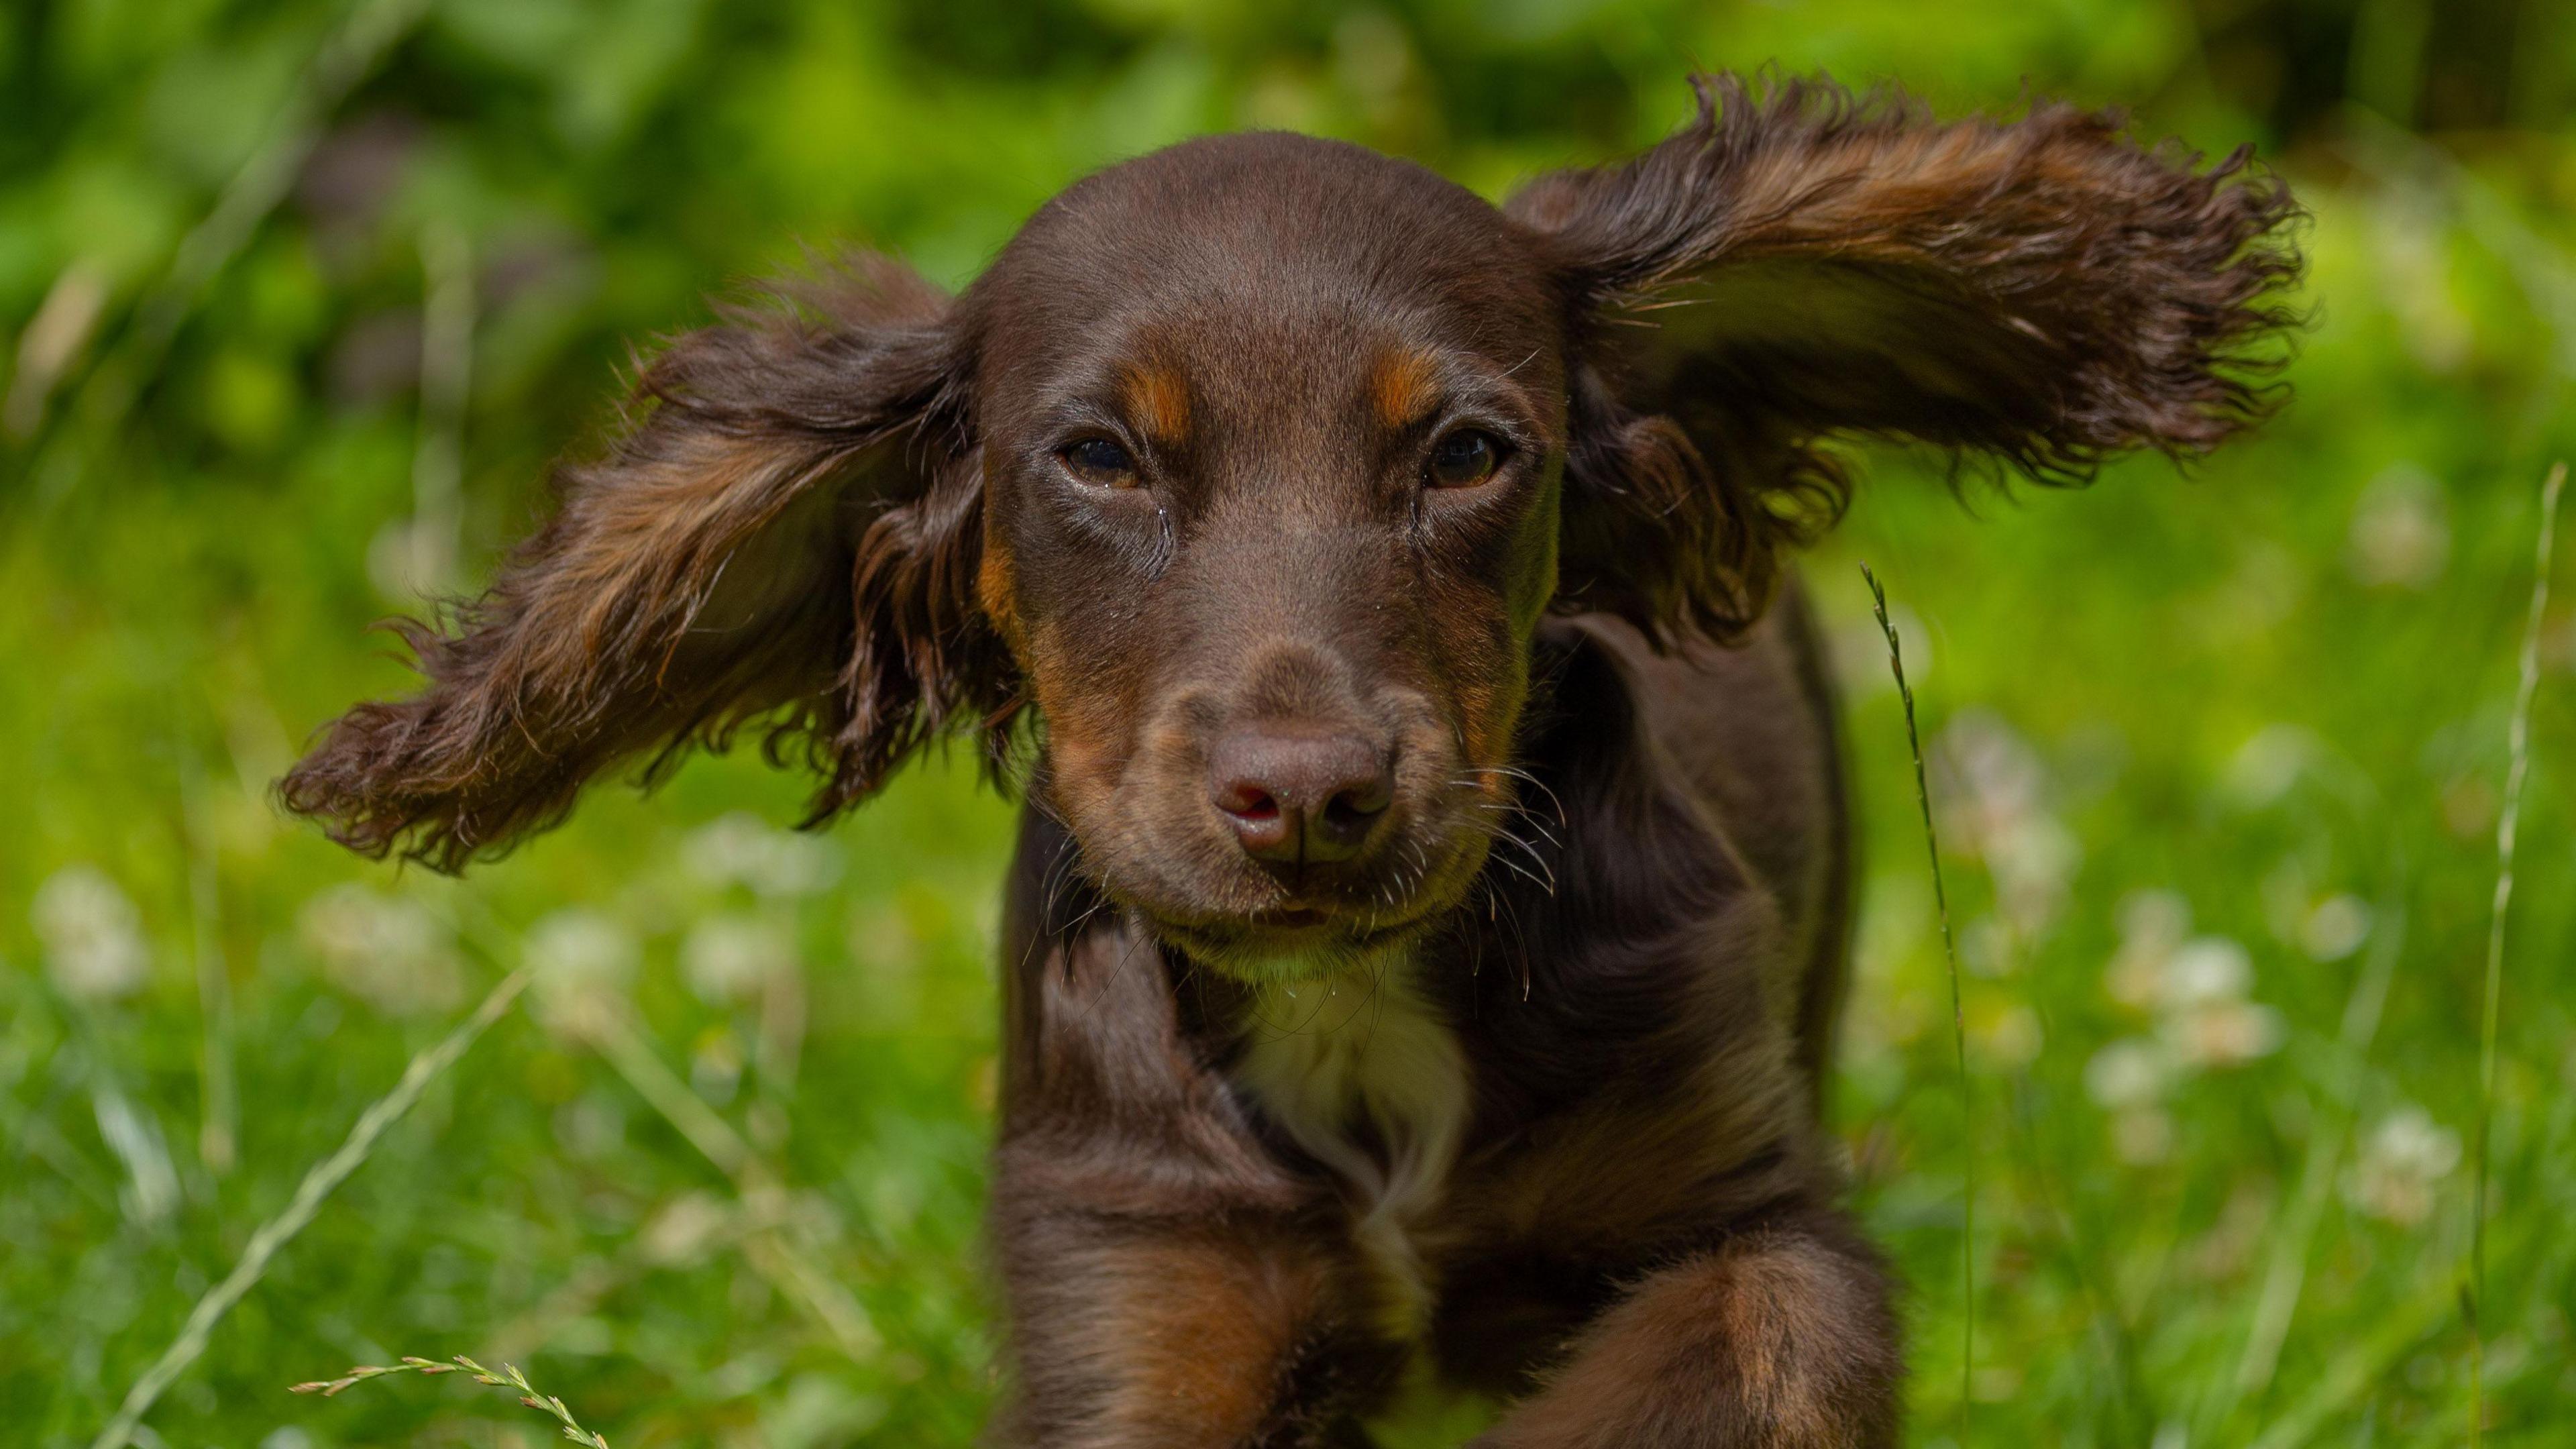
87,966,531,1449
2467,460,2563,1446
1861,562,1974,1432
290,1354,609,1448
42,0,433,464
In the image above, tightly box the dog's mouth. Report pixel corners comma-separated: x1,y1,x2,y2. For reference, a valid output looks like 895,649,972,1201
1075,776,1507,981
1142,902,1434,981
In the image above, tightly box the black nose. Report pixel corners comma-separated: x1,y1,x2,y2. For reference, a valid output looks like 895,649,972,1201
1208,729,1396,865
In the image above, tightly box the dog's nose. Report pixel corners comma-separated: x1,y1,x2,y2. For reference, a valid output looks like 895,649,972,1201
1208,729,1395,865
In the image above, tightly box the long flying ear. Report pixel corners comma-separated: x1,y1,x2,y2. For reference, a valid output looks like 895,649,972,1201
1514,73,2303,641
281,256,1007,872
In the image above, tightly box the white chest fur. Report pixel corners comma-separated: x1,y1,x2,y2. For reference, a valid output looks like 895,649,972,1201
1231,961,1468,1340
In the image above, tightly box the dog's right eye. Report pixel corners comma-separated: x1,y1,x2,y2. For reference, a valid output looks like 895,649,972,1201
1059,437,1138,486
1427,428,1504,488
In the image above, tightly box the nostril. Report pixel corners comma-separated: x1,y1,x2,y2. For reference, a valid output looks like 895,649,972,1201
1321,786,1387,831
1216,779,1296,862
1208,728,1397,864
1335,776,1393,818
1218,783,1280,822
1310,774,1395,859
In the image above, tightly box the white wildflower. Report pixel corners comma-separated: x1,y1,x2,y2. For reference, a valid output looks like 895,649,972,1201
2164,937,2254,1008
2222,724,2317,808
2345,464,2451,590
2086,1038,2170,1109
525,908,638,1038
33,865,150,1000
529,908,637,984
639,1191,735,1267
683,913,792,1004
1831,604,1932,699
2096,894,2283,1140
2121,889,2194,948
1992,816,2080,936
2106,889,2192,1008
1960,914,2017,978
1936,710,2080,934
2299,894,2373,962
2163,999,2285,1067
299,883,462,1017
93,1087,179,1225
2347,1106,2461,1228
1940,710,2047,837
684,812,841,898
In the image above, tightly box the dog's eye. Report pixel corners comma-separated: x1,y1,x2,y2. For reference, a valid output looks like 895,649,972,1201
1427,429,1503,488
1060,437,1138,486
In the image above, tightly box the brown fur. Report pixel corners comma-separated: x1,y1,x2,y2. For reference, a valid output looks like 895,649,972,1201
282,74,2301,1446
278,258,1016,869
1525,74,2300,644
1474,1214,1901,1448
1124,362,1195,447
1368,346,1444,432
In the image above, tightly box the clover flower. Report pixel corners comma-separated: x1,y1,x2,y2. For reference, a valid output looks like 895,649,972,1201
33,864,151,1001
2346,1106,2461,1228
2090,890,2285,1161
525,909,639,1040
682,812,841,899
299,883,462,1016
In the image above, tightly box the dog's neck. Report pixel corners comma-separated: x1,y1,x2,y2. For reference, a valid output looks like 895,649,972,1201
1228,954,1468,1342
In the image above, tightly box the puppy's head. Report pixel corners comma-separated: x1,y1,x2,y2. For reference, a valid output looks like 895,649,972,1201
959,135,1566,975
282,76,2298,981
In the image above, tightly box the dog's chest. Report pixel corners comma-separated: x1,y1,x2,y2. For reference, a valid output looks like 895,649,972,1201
1230,966,1468,1340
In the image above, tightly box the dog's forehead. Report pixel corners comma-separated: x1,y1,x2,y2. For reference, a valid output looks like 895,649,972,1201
969,133,1557,391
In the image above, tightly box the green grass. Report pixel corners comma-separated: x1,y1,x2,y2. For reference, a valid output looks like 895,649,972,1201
6,3,2575,1446
1862,559,1976,1445
293,1357,612,1448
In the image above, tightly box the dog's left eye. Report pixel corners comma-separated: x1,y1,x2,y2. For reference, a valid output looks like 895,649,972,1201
1060,437,1138,486
1427,429,1504,488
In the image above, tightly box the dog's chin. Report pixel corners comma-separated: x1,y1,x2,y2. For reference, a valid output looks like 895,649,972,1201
1145,909,1432,985
1110,824,1493,983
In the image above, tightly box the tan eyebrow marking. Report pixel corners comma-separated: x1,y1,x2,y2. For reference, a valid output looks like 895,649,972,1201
1368,346,1442,432
1121,364,1191,445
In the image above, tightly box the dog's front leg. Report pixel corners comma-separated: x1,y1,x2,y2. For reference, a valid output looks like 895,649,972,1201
1476,1209,1900,1449
987,912,1389,1447
988,1200,1383,1448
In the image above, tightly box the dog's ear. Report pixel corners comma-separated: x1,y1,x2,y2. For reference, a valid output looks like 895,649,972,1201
281,256,1008,871
1513,73,2302,641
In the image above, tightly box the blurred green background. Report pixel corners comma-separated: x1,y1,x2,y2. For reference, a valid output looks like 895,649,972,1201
5,0,2574,1444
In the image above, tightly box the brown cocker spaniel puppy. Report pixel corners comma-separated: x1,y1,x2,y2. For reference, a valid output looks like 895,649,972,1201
284,74,2299,1448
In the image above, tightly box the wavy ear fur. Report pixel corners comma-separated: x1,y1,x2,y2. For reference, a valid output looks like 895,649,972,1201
1516,72,2304,642
280,257,1008,872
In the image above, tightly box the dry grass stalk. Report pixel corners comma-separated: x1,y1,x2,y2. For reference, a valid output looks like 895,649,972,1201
449,903,879,1363
86,967,531,1449
292,1354,608,1447
578,1002,880,1360
50,0,434,460
2468,459,2563,1446
177,745,238,1176
1861,561,1975,1431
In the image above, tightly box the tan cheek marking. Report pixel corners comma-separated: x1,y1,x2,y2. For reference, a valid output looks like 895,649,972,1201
1368,347,1441,433
1025,622,1128,826
976,539,1022,654
1122,364,1191,447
